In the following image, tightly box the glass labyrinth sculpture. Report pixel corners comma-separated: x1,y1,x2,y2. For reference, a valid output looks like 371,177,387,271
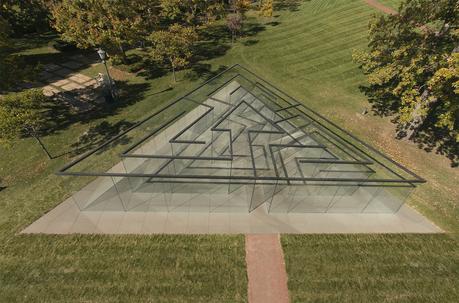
58,65,425,213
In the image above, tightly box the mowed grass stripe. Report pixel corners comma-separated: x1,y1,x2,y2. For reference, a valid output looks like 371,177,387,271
0,235,247,302
266,1,366,39
264,1,370,42
284,36,366,67
266,22,369,64
282,234,458,302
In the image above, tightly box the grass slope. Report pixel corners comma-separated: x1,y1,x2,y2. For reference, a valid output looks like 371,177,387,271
0,0,458,302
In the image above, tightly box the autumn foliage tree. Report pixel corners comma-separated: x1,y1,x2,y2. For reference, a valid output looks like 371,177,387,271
159,0,225,26
0,89,51,159
148,24,198,82
0,0,50,36
51,0,158,61
259,0,274,18
353,0,458,160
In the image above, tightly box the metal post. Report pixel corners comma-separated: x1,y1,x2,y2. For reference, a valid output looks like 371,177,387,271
103,59,115,100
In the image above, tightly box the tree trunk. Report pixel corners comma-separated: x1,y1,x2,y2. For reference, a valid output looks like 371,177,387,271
172,65,176,82
404,89,435,139
33,133,52,159
404,41,458,139
118,44,127,63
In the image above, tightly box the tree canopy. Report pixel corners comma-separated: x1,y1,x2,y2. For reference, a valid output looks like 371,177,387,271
148,24,198,82
0,89,51,158
159,0,225,26
51,0,158,58
0,0,50,37
259,0,274,18
353,0,458,159
226,13,243,43
0,89,46,141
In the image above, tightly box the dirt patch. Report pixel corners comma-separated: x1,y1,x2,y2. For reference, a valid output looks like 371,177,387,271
109,67,134,81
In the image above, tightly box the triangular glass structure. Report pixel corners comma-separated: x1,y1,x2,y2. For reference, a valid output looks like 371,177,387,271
58,65,424,213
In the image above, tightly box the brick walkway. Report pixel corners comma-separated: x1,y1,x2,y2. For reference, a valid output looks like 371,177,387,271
39,55,104,111
364,0,398,15
245,234,290,303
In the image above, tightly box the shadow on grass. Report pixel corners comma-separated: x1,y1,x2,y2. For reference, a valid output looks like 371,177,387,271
274,0,310,12
242,39,259,46
135,21,266,80
396,125,459,167
68,120,136,156
359,84,459,167
265,21,281,26
9,31,58,54
37,80,151,158
184,63,229,81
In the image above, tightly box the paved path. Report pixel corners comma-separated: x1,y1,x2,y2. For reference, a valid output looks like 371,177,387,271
364,0,398,14
246,234,290,303
21,197,442,235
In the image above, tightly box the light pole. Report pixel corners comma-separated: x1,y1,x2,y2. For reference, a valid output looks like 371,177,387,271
97,48,116,101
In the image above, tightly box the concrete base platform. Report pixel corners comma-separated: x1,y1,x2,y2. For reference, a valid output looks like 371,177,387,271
21,198,442,234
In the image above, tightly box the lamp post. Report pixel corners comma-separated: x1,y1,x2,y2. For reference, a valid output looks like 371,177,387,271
97,48,116,102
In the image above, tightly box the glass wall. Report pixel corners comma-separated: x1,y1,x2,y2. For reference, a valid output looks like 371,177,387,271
63,65,423,214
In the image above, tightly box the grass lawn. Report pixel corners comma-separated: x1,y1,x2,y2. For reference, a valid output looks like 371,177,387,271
378,0,403,10
0,0,458,301
1,235,246,302
282,234,458,303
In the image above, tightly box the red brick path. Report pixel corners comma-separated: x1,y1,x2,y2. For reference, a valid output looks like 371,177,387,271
245,234,290,303
364,0,398,14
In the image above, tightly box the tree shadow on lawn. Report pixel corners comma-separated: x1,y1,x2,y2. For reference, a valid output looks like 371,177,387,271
23,49,100,80
184,63,229,82
138,22,266,80
359,85,459,167
242,39,259,46
136,57,170,80
39,80,151,158
265,21,281,27
274,0,310,12
9,31,58,54
396,124,459,168
67,120,136,157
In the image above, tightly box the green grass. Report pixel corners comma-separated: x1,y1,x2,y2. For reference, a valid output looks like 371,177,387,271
1,235,247,302
377,0,403,10
0,0,458,301
282,234,458,303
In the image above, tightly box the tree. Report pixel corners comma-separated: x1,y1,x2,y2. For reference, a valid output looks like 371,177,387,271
259,0,274,18
226,13,243,43
51,0,157,60
428,53,459,139
148,24,198,82
230,0,252,13
159,0,225,26
0,89,52,159
353,0,458,150
0,0,50,36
